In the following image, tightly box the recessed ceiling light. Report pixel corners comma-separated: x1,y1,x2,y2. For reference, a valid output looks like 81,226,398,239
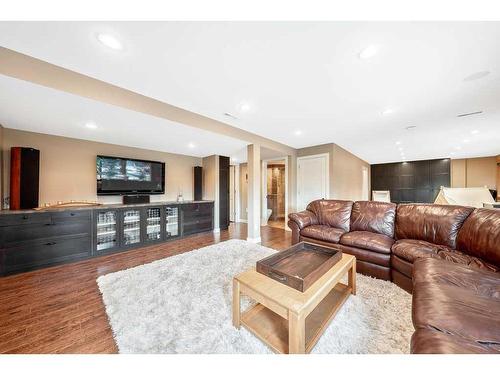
463,71,490,82
470,130,479,135
239,102,251,113
85,122,97,129
97,33,123,50
359,45,378,59
294,130,303,136
382,108,394,116
188,142,196,148
395,141,401,145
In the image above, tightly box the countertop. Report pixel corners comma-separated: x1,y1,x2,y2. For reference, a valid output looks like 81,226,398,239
0,200,214,215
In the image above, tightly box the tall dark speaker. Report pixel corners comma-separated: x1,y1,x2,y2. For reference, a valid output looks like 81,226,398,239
218,156,230,230
194,166,203,201
10,147,40,210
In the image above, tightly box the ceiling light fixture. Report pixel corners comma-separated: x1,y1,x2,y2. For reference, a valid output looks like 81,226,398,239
85,122,97,129
359,45,378,59
470,130,479,135
395,141,401,145
463,71,490,82
382,108,394,116
457,111,483,118
294,130,303,136
97,33,123,50
188,142,196,148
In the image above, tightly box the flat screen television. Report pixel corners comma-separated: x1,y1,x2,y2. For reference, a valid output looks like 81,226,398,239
96,155,165,195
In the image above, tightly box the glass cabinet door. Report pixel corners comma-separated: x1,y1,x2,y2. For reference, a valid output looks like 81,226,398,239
122,209,141,246
145,207,162,242
165,206,179,238
96,211,118,251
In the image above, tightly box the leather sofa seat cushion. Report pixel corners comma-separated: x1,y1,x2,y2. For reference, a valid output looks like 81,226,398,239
412,281,500,346
392,239,449,263
395,204,474,248
456,208,500,267
413,258,500,300
300,225,344,243
411,328,499,354
306,199,353,231
340,231,394,254
392,239,498,272
350,201,397,237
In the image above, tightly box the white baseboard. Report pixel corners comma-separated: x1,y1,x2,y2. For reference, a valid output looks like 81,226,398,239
246,236,262,243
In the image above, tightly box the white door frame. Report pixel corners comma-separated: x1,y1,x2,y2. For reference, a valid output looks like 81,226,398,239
261,157,289,230
296,153,330,211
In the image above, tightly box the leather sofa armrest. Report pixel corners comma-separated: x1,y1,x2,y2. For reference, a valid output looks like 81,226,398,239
288,210,318,230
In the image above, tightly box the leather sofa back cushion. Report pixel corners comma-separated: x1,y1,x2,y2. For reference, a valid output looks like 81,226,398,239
395,204,474,248
350,201,397,237
306,199,353,231
456,208,500,267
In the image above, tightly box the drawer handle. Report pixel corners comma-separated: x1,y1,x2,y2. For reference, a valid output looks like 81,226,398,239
45,223,56,226
268,272,287,283
22,215,29,220
70,213,75,216
45,242,57,246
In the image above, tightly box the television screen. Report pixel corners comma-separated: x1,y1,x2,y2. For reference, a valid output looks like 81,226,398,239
97,155,165,195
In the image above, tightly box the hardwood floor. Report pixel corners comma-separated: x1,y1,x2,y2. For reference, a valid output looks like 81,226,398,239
0,223,291,354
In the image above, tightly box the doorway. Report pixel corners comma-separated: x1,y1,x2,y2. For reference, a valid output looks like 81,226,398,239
262,157,288,230
297,153,329,211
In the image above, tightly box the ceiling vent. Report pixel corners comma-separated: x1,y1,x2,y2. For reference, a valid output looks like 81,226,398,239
457,111,483,118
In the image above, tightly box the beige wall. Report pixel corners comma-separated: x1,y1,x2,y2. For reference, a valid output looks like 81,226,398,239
0,124,3,209
451,156,497,190
239,163,248,221
331,144,370,201
2,129,201,206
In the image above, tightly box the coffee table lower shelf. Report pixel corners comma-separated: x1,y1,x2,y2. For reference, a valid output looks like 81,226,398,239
240,283,351,354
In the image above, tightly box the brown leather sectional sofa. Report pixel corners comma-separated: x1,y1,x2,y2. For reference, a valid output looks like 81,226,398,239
288,199,500,353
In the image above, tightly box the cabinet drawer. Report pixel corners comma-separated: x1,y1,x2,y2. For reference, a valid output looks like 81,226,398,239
0,221,91,246
51,210,91,223
182,218,213,235
0,213,51,227
0,235,91,275
182,203,213,214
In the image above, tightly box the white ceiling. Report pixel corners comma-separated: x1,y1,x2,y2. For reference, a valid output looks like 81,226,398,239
1,21,500,163
0,75,249,158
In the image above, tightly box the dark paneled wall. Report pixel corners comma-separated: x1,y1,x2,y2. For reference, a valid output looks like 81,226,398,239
371,159,451,203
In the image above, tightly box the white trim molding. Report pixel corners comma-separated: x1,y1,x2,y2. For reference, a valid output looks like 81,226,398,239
246,236,262,244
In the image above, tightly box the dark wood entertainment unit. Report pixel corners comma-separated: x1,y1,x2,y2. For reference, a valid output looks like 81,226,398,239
0,200,214,276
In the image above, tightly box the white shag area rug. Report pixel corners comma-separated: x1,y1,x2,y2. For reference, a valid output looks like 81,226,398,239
97,239,412,354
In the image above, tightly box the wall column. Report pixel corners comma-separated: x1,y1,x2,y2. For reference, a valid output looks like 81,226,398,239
247,144,261,243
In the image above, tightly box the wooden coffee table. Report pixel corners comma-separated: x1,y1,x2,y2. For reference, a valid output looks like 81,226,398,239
233,253,356,354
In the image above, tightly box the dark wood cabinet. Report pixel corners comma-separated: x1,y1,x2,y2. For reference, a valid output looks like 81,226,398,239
0,201,213,276
0,210,92,275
